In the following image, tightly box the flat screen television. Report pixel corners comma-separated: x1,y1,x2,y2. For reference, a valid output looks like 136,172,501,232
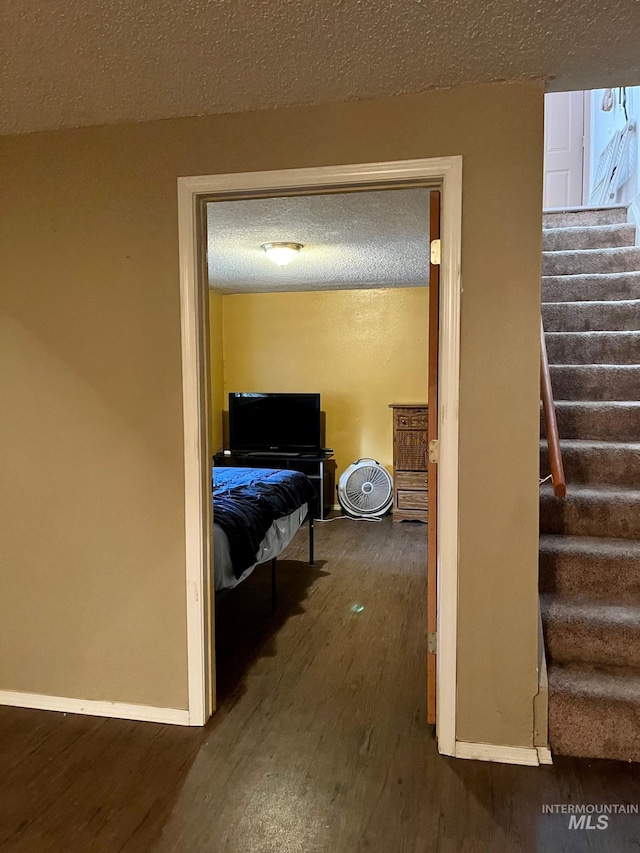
228,392,322,453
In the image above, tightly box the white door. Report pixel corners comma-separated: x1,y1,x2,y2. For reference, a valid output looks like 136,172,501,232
543,92,585,208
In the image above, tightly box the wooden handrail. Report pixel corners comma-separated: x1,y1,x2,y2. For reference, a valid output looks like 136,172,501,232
540,316,566,498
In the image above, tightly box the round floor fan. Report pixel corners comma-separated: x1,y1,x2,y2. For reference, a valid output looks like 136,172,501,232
337,458,393,518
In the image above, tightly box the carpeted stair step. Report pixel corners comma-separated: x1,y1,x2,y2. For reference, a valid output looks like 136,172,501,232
543,224,636,252
540,483,640,539
549,364,640,400
543,272,640,302
542,299,640,332
545,330,640,364
547,401,640,440
548,661,640,761
541,593,640,668
540,439,640,486
543,207,628,228
543,247,640,276
540,534,640,598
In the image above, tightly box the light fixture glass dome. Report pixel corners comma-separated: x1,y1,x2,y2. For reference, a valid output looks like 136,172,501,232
261,242,303,266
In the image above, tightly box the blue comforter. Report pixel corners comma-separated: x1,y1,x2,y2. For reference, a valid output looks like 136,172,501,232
212,467,316,578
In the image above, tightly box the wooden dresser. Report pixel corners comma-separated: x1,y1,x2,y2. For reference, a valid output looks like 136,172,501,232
389,403,428,523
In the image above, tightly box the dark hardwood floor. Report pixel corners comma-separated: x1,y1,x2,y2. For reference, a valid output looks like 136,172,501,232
3,517,640,852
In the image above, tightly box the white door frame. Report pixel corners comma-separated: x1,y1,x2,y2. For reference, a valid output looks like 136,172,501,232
582,90,592,205
177,157,462,755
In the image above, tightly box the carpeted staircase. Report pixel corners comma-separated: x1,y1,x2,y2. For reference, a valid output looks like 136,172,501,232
540,205,640,762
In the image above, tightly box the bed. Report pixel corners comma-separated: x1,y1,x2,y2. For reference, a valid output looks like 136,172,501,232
212,467,317,602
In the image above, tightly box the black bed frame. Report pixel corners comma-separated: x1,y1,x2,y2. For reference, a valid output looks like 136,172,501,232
216,510,314,612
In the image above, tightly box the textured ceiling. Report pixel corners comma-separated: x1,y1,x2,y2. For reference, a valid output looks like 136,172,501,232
207,189,430,293
2,1,640,136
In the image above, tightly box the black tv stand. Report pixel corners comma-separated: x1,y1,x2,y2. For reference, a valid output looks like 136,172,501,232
213,449,336,518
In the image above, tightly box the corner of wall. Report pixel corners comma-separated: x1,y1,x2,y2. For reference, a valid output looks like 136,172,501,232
534,604,549,750
208,290,225,453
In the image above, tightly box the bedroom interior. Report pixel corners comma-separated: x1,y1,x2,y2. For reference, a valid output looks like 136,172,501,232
206,187,431,690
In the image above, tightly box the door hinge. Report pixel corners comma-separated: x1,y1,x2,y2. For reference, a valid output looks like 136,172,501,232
428,631,438,654
428,439,440,464
430,238,441,266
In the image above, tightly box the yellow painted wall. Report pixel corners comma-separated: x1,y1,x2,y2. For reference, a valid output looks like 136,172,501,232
217,288,429,484
0,81,543,747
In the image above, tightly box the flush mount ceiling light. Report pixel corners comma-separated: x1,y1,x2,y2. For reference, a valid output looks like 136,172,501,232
261,242,303,267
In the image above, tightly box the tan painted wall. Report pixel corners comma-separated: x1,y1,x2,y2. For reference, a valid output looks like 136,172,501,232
0,81,543,744
216,288,429,482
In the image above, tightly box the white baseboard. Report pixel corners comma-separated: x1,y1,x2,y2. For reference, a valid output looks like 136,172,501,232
537,746,553,765
455,740,541,766
0,690,191,726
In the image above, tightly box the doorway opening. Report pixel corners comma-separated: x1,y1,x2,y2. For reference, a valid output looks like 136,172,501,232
177,159,462,760
543,86,639,227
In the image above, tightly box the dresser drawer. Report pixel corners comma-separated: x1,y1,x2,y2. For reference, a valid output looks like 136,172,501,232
394,409,428,430
397,490,429,511
395,430,428,471
395,471,428,490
